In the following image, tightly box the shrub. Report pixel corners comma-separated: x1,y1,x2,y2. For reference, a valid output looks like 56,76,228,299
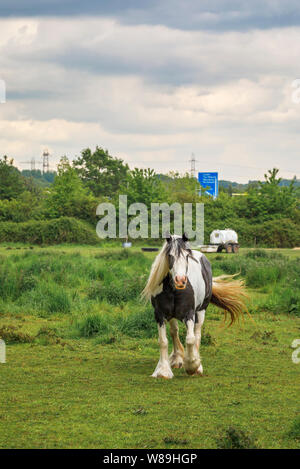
0,217,99,245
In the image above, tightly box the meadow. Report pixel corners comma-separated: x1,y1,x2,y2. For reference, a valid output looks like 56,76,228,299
0,244,299,449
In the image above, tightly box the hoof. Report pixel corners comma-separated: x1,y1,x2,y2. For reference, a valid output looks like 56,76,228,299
184,358,201,376
151,372,174,379
192,365,203,376
153,374,173,380
152,362,174,379
169,353,184,369
172,363,183,369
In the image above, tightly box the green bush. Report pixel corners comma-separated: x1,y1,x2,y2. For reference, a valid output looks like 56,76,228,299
204,218,300,248
0,217,99,245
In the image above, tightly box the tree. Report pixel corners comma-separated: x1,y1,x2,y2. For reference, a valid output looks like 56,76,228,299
45,157,98,222
0,156,26,200
120,168,167,207
163,172,201,204
73,146,129,197
235,168,297,221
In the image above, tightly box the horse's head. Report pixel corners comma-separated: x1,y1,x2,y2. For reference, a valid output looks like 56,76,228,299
165,233,193,290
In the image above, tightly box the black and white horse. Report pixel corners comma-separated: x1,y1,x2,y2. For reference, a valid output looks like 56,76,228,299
142,234,248,379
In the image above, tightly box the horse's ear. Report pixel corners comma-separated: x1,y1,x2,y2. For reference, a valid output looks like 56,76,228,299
165,231,171,243
182,232,189,242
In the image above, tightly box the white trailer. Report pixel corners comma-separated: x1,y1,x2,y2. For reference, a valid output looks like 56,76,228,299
199,229,240,254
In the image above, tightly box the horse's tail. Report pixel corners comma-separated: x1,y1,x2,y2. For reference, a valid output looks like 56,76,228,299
210,275,249,325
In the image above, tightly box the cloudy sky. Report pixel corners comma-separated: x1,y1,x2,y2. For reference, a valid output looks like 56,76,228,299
0,1,300,182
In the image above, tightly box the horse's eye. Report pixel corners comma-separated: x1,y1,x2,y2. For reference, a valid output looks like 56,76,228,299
168,254,175,269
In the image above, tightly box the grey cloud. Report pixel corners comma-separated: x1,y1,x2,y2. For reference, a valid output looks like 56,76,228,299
1,14,300,180
4,18,298,93
1,0,300,31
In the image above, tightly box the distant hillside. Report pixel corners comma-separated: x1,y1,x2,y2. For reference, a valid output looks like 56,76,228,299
22,169,300,192
21,169,56,187
249,178,300,187
220,178,300,192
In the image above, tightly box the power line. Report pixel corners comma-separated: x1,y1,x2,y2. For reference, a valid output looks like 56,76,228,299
124,158,299,177
20,157,36,171
189,153,197,178
42,149,50,174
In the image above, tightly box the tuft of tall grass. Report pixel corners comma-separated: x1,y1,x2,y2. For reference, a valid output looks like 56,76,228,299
73,313,113,338
245,264,284,288
88,275,146,305
245,249,269,259
216,426,258,449
119,304,156,338
20,281,71,315
261,287,300,316
287,417,300,441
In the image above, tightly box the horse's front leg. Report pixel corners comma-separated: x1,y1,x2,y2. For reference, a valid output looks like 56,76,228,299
183,312,201,375
193,310,205,375
152,322,173,379
169,318,184,369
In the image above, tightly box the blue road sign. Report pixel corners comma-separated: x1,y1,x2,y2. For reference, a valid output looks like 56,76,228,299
198,172,219,198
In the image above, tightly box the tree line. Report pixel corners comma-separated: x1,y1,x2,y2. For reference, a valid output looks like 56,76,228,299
0,147,299,246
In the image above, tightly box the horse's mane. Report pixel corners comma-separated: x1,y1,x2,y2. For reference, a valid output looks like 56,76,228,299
141,242,170,300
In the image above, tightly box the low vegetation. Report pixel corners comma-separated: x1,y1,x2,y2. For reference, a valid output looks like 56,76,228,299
0,217,99,245
0,245,299,448
216,426,258,449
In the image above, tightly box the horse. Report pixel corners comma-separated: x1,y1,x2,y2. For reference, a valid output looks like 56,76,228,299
142,233,248,379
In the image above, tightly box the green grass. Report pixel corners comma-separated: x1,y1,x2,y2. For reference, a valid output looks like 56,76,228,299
0,244,299,449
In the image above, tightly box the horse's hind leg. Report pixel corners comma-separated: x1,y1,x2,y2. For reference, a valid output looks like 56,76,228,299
169,319,184,369
152,322,174,379
183,313,201,375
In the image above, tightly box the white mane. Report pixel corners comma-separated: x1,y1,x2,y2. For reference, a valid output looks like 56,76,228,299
142,242,170,300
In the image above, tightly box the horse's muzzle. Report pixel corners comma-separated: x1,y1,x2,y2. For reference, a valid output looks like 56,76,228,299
174,275,187,290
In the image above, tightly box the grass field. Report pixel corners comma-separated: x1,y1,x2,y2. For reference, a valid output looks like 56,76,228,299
0,244,299,449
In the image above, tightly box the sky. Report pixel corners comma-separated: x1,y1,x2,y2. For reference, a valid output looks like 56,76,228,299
0,1,300,182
